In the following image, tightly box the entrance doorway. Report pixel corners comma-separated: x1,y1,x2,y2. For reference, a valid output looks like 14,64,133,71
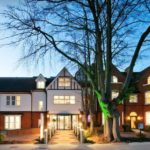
49,114,79,130
130,112,137,129
58,115,71,129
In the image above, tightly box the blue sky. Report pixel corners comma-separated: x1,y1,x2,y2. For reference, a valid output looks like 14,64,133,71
0,0,149,77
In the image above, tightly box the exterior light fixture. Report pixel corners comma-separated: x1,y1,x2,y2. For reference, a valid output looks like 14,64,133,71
126,116,130,120
137,116,143,120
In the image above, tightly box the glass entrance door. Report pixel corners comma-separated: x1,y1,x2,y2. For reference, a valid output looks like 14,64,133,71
58,115,71,130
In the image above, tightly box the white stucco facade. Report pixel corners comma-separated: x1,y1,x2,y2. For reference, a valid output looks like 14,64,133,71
47,90,82,114
0,93,31,111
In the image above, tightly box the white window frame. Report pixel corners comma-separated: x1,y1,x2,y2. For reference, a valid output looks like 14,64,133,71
37,81,45,89
6,96,21,106
112,76,118,83
145,112,150,125
5,115,21,130
129,94,138,103
54,96,75,104
58,77,71,87
112,91,119,99
38,100,43,111
145,91,150,104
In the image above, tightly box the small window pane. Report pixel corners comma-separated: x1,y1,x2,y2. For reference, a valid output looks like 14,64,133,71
147,76,150,84
16,96,21,106
129,94,138,103
12,96,15,105
112,76,118,83
6,96,10,105
145,92,150,104
146,112,150,125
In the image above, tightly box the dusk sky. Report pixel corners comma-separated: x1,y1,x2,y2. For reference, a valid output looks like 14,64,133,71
0,0,149,77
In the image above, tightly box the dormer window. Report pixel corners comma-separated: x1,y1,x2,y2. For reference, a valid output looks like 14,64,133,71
35,74,46,89
37,81,45,89
58,77,71,87
112,76,118,83
147,76,150,84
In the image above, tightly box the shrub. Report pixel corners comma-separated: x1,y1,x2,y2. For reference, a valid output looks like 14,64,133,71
84,128,91,138
0,134,5,142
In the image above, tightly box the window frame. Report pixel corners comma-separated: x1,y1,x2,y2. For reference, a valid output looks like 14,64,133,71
147,76,150,84
145,91,150,104
58,77,71,87
37,81,45,89
112,76,118,83
129,94,138,103
145,112,150,125
53,95,75,104
4,115,21,130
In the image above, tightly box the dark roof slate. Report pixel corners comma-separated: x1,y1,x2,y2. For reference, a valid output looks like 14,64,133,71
0,77,54,92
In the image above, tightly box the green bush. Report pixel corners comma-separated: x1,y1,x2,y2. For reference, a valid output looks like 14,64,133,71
84,129,91,138
0,134,5,142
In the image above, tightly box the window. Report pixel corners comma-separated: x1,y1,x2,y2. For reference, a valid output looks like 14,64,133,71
12,96,15,105
16,96,21,106
145,91,150,104
6,96,10,105
148,76,150,84
38,101,43,111
37,81,45,89
5,115,21,130
129,94,138,103
58,77,71,87
6,96,21,106
112,76,118,83
145,112,150,125
54,96,75,104
112,91,119,99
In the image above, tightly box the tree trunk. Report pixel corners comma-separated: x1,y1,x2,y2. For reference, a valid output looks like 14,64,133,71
83,113,88,129
90,112,95,134
112,111,121,141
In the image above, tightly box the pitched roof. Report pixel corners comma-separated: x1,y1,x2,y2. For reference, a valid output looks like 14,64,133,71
0,77,54,92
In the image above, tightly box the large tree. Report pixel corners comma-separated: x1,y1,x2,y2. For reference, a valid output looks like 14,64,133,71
1,0,150,142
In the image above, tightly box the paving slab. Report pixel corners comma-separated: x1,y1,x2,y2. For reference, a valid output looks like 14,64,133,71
49,130,79,144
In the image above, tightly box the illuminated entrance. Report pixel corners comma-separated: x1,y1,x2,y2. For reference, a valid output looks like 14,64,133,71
50,114,79,130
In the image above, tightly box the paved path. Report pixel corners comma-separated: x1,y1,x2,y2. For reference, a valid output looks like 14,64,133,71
0,143,150,150
49,130,79,144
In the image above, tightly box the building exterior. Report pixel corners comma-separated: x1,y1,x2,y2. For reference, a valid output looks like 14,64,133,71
0,68,82,135
0,66,150,135
75,65,150,130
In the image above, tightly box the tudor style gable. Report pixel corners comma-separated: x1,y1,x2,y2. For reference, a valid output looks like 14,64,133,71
46,67,81,90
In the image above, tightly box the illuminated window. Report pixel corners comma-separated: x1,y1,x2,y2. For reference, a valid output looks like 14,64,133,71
38,101,43,111
129,94,138,103
145,112,150,125
112,91,119,99
54,96,75,104
16,96,21,106
58,77,71,87
148,76,150,84
112,76,118,83
5,115,21,130
145,91,150,104
37,81,45,89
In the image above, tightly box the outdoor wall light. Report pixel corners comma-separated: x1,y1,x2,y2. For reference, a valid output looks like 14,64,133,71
137,116,143,120
79,114,82,118
47,114,50,118
126,116,130,120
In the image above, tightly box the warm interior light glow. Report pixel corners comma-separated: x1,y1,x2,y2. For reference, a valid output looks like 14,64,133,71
137,116,143,120
126,116,130,120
